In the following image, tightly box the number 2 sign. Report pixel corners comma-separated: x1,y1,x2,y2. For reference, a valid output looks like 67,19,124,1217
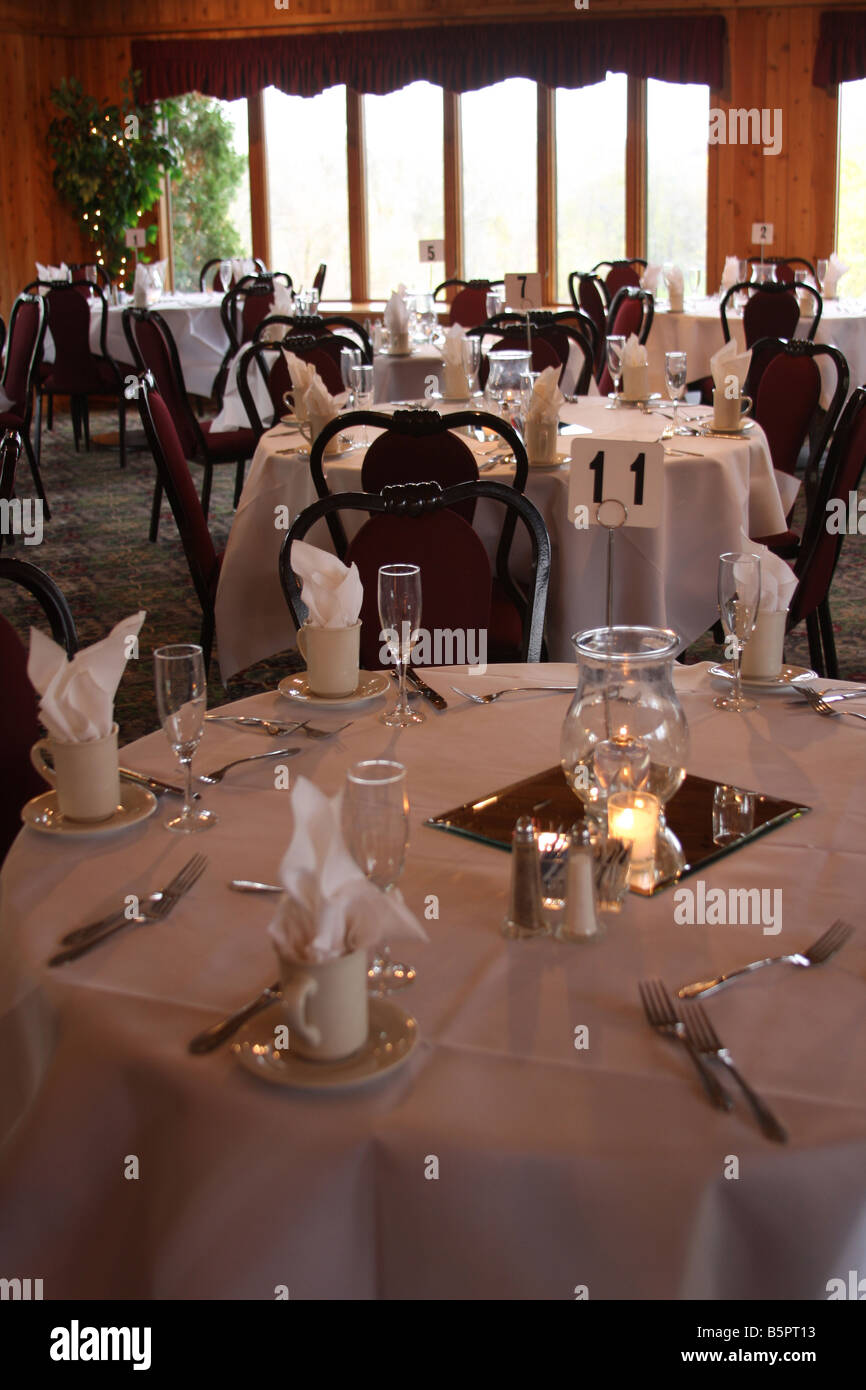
568,437,664,529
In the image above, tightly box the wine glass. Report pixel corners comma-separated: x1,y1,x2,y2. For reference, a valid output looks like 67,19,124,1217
714,553,762,713
817,259,829,293
461,336,481,395
340,346,361,406
342,760,414,994
664,351,688,435
485,291,502,319
378,564,424,728
349,363,374,445
689,266,702,303
218,260,232,295
414,292,436,341
153,644,218,832
605,335,626,403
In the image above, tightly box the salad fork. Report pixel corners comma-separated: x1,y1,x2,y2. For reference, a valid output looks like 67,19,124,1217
798,688,866,724
678,919,853,999
450,684,574,704
680,1004,788,1143
639,978,732,1111
205,715,352,740
198,746,303,785
50,854,208,965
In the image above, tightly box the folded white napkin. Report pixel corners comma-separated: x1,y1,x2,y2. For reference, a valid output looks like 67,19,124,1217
710,339,752,395
133,260,167,308
258,282,295,341
640,264,661,292
209,346,273,433
621,333,648,368
823,254,849,299
740,543,797,613
268,778,428,965
27,610,146,742
384,289,409,335
721,256,741,290
664,265,684,294
442,322,467,368
526,364,564,422
36,261,70,285
231,257,257,285
303,374,341,441
291,540,362,628
282,351,319,421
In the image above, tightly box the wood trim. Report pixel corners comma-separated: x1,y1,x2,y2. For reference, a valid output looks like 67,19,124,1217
626,75,647,259
247,90,271,268
347,89,369,303
537,84,556,302
443,90,463,280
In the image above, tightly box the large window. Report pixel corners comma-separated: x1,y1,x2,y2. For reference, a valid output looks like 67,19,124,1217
265,85,350,299
462,79,538,280
555,75,628,301
169,95,252,290
646,80,709,294
837,78,866,299
365,83,444,298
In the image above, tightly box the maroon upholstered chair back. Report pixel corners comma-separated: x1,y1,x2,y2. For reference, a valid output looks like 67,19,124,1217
449,286,490,329
754,352,821,476
597,294,646,395
1,299,42,413
240,288,276,344
789,390,866,629
0,615,47,863
126,314,199,458
46,284,93,363
283,342,344,398
345,508,492,669
362,430,478,521
605,263,641,297
743,288,800,346
576,277,607,375
145,390,219,591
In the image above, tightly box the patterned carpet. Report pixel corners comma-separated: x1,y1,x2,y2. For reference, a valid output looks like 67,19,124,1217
2,405,864,745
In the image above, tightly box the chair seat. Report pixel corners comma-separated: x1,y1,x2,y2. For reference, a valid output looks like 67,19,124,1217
754,528,800,559
0,408,25,429
43,355,127,395
487,579,525,661
200,420,256,460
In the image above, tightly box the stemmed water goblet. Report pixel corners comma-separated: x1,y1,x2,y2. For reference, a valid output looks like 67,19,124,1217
341,760,414,994
378,563,424,728
485,291,503,319
605,335,626,404
218,260,232,295
461,336,482,396
340,346,361,407
816,259,829,294
154,644,218,832
349,363,374,444
664,351,688,435
714,553,762,713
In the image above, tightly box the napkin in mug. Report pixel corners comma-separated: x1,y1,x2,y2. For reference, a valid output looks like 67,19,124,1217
290,540,362,628
36,261,70,286
526,364,564,422
823,254,849,300
664,265,684,295
259,281,295,341
27,610,146,742
621,334,648,370
640,264,661,292
710,339,752,396
442,323,468,395
384,288,409,337
720,256,741,290
132,260,167,308
303,373,341,444
737,543,797,614
268,777,428,965
231,257,257,285
282,350,319,421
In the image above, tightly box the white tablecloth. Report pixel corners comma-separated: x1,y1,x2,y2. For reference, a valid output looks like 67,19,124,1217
1,662,864,1298
650,298,866,410
214,399,786,680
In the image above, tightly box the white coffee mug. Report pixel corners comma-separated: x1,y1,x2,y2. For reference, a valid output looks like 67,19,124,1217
30,724,121,822
668,289,684,312
390,330,410,355
298,620,361,698
741,609,787,679
443,361,467,399
713,389,753,431
621,362,649,401
525,416,559,464
279,948,369,1061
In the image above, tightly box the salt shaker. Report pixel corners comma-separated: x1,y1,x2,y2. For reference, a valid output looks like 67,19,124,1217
557,823,605,943
502,816,549,939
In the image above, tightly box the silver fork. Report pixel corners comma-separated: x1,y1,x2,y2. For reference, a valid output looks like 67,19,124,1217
638,978,732,1111
205,715,352,740
450,684,575,704
50,854,207,965
798,688,866,724
198,746,304,785
678,919,854,999
680,1004,788,1143
59,853,209,947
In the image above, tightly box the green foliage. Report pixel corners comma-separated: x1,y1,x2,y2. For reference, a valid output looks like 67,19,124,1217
48,74,179,282
167,95,248,289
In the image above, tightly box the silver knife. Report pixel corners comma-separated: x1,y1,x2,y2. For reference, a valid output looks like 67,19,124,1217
119,767,185,797
406,667,448,710
189,979,283,1054
785,689,866,706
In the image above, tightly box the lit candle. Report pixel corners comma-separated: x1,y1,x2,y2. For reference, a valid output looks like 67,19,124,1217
607,791,660,867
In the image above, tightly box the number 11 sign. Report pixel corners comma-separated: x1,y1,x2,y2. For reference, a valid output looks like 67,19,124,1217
568,437,664,530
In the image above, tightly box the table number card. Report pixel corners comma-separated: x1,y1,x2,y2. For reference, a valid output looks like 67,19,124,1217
568,437,664,530
504,272,543,311
751,222,774,245
419,239,445,264
125,228,146,248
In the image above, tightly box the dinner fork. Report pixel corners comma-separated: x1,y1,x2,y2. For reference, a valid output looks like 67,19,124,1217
678,919,854,999
798,688,866,724
59,852,209,948
680,1004,788,1143
638,978,732,1111
205,715,352,740
49,854,208,965
450,684,575,704
198,746,304,785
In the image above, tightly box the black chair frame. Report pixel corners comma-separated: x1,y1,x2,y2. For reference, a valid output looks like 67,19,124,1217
279,478,550,665
2,293,49,514
199,256,266,291
252,313,373,362
0,555,78,655
746,255,817,280
480,310,597,393
432,277,505,303
720,280,822,343
606,285,655,341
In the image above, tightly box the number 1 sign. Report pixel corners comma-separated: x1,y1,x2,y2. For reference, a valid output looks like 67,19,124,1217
568,437,664,530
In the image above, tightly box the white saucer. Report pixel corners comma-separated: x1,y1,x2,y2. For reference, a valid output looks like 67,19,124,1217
277,671,391,707
22,782,158,837
700,420,755,438
608,392,662,407
232,998,418,1090
709,662,818,692
384,349,412,358
528,453,571,470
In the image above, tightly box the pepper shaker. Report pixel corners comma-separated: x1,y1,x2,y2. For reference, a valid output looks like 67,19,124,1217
558,823,605,943
502,816,549,939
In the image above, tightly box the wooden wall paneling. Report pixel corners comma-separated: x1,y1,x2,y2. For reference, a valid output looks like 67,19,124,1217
346,89,369,303
537,84,556,304
763,9,790,262
443,91,463,282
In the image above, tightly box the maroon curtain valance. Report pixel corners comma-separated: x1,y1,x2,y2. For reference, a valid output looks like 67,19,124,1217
813,11,866,85
132,17,727,103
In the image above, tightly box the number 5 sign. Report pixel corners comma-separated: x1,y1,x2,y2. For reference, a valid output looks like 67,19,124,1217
568,437,664,529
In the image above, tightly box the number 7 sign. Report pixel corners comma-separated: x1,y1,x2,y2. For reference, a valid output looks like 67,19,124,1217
568,438,664,528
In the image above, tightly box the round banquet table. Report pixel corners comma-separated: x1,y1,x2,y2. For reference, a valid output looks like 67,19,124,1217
372,336,589,408
0,662,864,1299
214,399,787,681
648,296,866,410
